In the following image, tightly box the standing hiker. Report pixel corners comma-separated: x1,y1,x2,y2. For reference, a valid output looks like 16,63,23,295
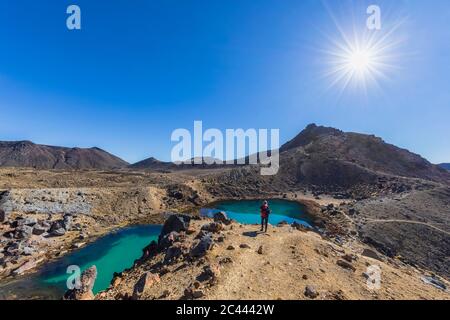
260,200,271,232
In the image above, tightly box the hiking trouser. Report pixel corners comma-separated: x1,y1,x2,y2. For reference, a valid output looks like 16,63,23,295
261,216,268,231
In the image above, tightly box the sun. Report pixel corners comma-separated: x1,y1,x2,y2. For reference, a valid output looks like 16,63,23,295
322,34,393,94
347,49,373,73
320,7,406,96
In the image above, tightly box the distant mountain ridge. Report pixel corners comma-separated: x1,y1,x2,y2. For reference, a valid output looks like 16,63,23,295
129,156,225,171
0,141,128,170
1,125,449,185
130,123,449,184
438,163,450,171
276,124,449,184
128,157,173,170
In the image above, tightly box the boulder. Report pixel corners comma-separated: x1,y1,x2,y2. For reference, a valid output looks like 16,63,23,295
257,245,264,255
71,242,86,249
32,225,47,236
17,217,38,227
197,264,220,283
421,276,447,291
336,259,356,272
51,228,66,237
164,243,184,264
190,234,214,258
49,220,65,233
5,241,23,255
132,272,161,299
329,289,347,300
213,211,231,225
239,243,251,249
15,225,33,239
10,218,20,228
304,285,319,299
201,222,223,233
78,233,88,240
159,231,182,249
158,214,190,244
184,287,204,299
361,248,383,262
291,222,308,231
219,257,233,264
64,266,97,300
342,254,358,263
195,230,209,240
22,246,35,256
169,189,184,200
41,221,51,229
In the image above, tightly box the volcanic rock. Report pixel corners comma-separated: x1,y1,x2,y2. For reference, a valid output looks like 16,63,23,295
159,214,190,244
132,272,161,299
190,234,214,257
304,285,319,299
213,211,231,225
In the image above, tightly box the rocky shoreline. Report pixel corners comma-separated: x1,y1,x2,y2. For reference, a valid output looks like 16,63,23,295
0,209,167,283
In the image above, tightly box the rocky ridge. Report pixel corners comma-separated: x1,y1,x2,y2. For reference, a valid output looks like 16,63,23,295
91,213,449,300
0,141,128,170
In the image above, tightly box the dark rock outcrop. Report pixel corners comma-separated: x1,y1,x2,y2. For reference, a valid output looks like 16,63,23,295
201,222,223,233
361,248,383,262
190,234,214,257
158,214,191,245
0,209,8,223
15,225,33,239
304,285,319,299
213,211,231,225
164,243,185,264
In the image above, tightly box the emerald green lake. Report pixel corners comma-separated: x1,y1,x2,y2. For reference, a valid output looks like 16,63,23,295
0,199,312,300
201,199,313,228
0,225,161,300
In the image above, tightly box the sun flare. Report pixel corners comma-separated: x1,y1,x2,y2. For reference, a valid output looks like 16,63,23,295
347,49,372,73
321,9,406,95
323,34,394,94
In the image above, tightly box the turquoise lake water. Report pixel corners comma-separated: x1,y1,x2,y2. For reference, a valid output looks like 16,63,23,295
0,225,161,299
201,199,313,228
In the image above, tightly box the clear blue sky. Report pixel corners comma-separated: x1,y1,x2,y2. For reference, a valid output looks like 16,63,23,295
0,0,449,164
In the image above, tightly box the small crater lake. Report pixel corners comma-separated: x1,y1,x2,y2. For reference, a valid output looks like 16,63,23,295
0,225,161,300
201,199,313,228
